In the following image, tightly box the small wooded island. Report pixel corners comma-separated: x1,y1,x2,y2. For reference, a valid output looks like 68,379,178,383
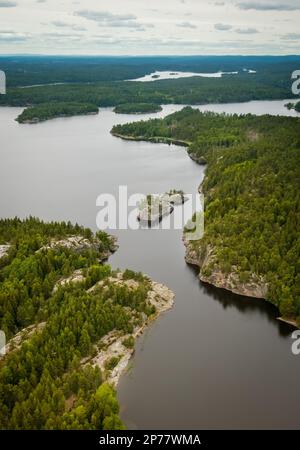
16,102,99,123
0,218,174,429
113,103,162,114
137,190,186,225
112,107,300,327
285,101,300,113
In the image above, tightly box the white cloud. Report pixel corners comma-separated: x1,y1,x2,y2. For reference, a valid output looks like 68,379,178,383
235,27,259,34
0,0,299,55
281,33,300,40
74,9,148,30
74,10,136,24
0,31,27,41
177,21,197,29
237,1,300,11
0,1,17,7
52,20,86,31
215,23,233,31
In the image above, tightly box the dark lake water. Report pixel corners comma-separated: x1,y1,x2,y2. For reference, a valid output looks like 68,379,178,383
0,100,299,429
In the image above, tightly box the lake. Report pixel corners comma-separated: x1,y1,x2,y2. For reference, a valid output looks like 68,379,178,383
0,99,299,429
129,70,239,82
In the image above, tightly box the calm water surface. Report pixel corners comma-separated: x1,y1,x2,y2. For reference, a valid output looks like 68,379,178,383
0,100,299,429
128,70,239,81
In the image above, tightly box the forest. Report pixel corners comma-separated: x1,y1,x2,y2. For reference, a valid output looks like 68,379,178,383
112,108,300,324
1,55,300,87
0,55,300,111
0,73,296,109
0,218,155,429
113,103,162,114
16,102,99,123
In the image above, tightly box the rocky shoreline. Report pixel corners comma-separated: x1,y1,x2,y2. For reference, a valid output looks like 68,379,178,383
2,269,175,382
183,235,268,297
277,317,299,328
183,235,299,329
84,275,175,386
111,131,190,147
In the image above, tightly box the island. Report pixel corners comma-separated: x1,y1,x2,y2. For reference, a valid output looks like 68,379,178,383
2,57,298,112
137,191,186,225
111,107,300,328
285,101,300,113
113,103,162,114
16,102,99,124
0,218,174,429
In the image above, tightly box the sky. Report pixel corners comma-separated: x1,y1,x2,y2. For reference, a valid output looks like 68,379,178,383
0,0,299,55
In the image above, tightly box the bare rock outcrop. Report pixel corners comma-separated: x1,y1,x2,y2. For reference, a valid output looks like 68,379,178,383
85,276,174,386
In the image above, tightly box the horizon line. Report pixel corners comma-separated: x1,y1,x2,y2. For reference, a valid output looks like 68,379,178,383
1,53,300,58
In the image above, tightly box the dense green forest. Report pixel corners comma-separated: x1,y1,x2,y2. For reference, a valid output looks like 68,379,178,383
0,56,299,114
112,108,300,324
0,218,158,429
0,217,115,338
0,73,296,109
113,103,162,114
16,102,98,123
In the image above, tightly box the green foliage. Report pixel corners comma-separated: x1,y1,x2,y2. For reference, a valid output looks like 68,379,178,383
123,269,148,283
104,357,121,371
285,101,300,113
0,219,154,429
0,218,113,339
85,265,111,290
114,103,162,114
1,55,300,90
16,102,98,123
122,336,135,349
1,56,299,108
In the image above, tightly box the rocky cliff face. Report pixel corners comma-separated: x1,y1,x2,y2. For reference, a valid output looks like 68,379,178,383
183,235,268,299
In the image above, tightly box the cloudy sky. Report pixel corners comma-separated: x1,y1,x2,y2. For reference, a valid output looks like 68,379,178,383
0,0,299,55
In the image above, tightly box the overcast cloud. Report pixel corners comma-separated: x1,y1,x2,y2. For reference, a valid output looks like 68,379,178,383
0,0,299,54
237,1,300,11
0,1,17,7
